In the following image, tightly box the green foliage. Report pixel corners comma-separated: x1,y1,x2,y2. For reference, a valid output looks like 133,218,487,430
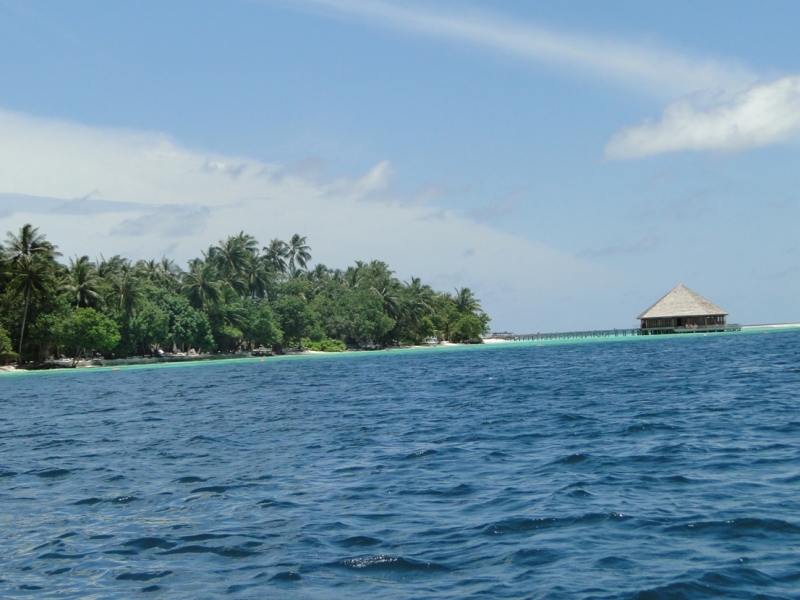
0,351,19,363
28,307,70,359
0,323,12,353
242,301,282,348
0,224,490,363
115,302,169,356
0,322,19,362
219,324,244,348
62,308,121,359
300,337,346,352
311,286,394,345
273,295,316,345
450,313,489,342
62,255,103,308
155,292,215,351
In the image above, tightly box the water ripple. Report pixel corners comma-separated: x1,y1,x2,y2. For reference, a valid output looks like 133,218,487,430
2,331,800,597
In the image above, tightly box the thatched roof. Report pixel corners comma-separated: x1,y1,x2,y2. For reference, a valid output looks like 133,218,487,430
637,284,728,319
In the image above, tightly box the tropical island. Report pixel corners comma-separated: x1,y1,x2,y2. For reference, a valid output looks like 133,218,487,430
0,225,490,368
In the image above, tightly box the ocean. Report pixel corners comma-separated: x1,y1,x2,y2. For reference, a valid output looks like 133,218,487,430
2,330,800,598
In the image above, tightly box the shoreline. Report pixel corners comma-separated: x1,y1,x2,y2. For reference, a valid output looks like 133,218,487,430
2,324,799,376
0,341,465,375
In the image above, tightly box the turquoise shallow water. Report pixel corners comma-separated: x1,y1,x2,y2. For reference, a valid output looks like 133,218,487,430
2,330,800,598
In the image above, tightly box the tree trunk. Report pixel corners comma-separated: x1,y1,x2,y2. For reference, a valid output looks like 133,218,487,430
18,288,30,366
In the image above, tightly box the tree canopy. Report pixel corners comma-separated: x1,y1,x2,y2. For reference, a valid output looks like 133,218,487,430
0,224,490,364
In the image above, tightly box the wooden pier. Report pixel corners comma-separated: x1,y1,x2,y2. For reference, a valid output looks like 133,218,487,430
491,324,741,342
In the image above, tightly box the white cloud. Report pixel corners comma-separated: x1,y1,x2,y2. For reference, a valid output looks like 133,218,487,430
605,76,800,159
0,108,618,331
278,0,756,97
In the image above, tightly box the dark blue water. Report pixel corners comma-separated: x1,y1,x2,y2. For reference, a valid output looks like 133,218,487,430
2,331,800,598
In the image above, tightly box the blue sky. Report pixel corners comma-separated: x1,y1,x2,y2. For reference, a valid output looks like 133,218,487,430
1,0,799,331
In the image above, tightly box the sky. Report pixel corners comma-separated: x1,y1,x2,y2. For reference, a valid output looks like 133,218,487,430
1,0,799,331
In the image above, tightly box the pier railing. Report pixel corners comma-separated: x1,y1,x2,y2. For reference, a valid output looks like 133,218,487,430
490,324,742,342
492,329,639,342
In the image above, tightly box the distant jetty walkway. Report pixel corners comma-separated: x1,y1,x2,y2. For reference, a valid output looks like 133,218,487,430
491,324,743,342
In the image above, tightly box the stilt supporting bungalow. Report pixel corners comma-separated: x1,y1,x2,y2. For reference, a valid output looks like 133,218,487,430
637,284,738,334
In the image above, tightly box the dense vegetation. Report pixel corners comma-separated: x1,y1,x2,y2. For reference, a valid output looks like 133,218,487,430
0,225,490,364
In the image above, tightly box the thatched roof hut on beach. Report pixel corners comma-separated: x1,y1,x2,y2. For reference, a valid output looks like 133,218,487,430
638,284,732,333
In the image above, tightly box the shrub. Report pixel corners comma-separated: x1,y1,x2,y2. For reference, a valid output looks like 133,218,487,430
300,337,346,352
0,324,12,354
0,351,19,364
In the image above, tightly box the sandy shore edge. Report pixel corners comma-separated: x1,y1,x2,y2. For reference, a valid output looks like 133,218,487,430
0,342,465,373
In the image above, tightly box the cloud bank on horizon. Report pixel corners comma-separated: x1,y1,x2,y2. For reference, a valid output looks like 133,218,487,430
0,108,614,332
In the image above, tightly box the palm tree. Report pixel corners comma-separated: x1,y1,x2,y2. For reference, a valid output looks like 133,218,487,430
186,257,204,273
5,224,59,263
407,277,435,310
359,261,400,319
213,233,259,296
454,287,481,315
97,254,127,279
157,256,183,290
8,256,53,364
108,264,144,316
372,280,401,320
263,238,288,274
243,255,272,299
288,266,305,280
400,277,434,333
286,234,311,272
233,231,259,256
0,244,9,285
218,286,249,331
5,225,59,364
202,245,220,268
62,255,103,308
342,262,365,289
181,263,223,311
135,259,159,282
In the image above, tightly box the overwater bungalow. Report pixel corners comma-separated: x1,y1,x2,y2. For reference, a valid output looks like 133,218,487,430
638,284,737,334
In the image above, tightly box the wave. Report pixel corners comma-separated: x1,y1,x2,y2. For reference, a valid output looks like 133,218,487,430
190,485,234,494
73,497,103,506
399,483,474,497
174,476,206,483
32,468,71,478
663,517,800,538
123,537,177,550
554,453,589,465
338,535,381,547
327,555,450,572
484,513,632,535
404,449,439,460
115,570,172,582
179,533,231,542
270,571,302,581
159,545,260,558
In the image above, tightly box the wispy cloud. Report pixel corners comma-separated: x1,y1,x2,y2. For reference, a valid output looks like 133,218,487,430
0,107,613,331
578,236,658,258
606,76,800,159
276,0,756,97
111,206,211,237
468,189,525,221
0,193,148,218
